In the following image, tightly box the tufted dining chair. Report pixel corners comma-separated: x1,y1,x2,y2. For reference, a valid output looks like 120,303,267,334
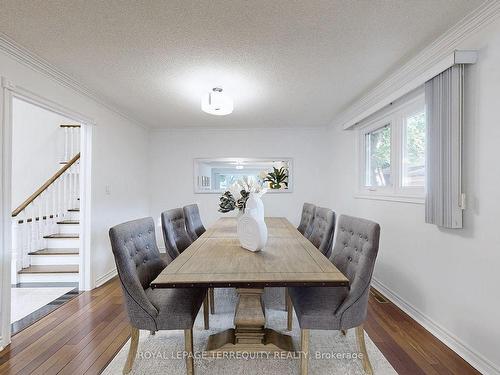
297,203,316,235
285,206,335,327
161,208,193,261
287,215,380,375
305,207,336,258
183,204,206,241
109,217,209,375
182,204,216,314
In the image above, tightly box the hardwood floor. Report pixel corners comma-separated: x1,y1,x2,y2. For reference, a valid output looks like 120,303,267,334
0,278,480,374
0,279,128,375
365,289,480,375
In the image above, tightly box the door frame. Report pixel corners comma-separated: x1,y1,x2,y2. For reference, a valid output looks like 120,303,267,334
0,76,94,349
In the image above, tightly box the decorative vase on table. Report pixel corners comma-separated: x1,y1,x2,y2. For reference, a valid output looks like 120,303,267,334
237,193,268,252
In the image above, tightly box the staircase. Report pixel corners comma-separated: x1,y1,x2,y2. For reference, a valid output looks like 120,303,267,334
12,124,81,284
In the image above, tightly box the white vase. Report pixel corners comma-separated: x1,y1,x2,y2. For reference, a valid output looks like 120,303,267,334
237,196,268,252
245,193,265,220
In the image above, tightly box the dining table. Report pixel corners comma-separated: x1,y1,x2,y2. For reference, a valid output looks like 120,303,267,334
151,217,349,353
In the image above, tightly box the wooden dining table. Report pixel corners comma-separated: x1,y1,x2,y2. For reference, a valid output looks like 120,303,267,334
151,217,349,353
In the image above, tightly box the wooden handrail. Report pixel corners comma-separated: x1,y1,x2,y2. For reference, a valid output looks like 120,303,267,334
12,153,80,217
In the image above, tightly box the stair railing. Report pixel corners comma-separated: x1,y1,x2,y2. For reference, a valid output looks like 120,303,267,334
61,124,80,162
11,152,80,274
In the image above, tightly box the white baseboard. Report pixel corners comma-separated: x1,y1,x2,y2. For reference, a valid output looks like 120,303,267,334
372,278,499,375
94,268,117,288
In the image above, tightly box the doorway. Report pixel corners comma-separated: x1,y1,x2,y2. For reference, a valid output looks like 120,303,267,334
0,78,93,349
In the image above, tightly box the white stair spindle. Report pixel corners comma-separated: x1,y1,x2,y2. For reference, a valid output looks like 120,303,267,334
64,126,69,161
63,172,68,215
76,127,80,153
36,197,43,250
74,164,78,207
51,184,57,233
76,163,80,207
68,166,73,209
41,191,47,244
27,206,34,267
19,211,27,270
57,178,63,220
44,190,50,237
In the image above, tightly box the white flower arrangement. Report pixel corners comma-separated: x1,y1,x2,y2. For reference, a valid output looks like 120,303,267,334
218,176,267,214
229,176,268,199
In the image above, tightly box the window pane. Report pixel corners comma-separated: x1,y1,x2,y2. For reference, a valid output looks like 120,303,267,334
365,125,391,187
403,112,426,187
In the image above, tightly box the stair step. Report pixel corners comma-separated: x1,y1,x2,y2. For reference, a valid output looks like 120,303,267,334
68,208,80,212
43,233,79,239
57,220,80,225
18,265,79,274
29,248,79,255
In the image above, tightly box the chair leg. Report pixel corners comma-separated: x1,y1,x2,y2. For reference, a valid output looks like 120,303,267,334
286,290,293,331
209,288,215,314
300,329,309,375
285,288,289,311
123,326,139,375
355,325,373,375
203,294,210,330
184,329,194,375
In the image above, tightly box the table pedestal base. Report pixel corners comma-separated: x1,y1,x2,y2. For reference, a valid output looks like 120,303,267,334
205,288,295,353
206,328,295,353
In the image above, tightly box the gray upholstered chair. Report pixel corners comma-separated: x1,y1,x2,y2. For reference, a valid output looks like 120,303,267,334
161,208,193,261
297,203,316,235
183,204,206,241
305,206,335,258
287,215,380,375
109,217,209,375
183,204,216,314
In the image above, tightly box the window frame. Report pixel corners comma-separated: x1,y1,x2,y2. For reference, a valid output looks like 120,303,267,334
356,94,426,203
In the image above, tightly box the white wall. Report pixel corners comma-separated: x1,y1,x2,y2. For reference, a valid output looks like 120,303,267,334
327,18,500,374
148,127,330,246
11,98,72,209
0,50,150,289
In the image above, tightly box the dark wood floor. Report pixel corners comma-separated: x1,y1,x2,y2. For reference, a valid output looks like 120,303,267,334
0,278,480,374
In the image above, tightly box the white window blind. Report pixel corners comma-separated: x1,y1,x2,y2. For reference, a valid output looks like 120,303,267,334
425,65,464,228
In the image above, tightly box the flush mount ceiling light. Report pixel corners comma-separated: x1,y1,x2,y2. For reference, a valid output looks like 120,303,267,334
201,87,233,116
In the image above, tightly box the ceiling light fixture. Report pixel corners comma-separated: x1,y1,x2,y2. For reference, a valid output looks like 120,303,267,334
201,87,233,116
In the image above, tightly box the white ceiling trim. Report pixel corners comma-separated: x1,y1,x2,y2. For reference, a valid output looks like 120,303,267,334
332,0,500,130
0,33,147,130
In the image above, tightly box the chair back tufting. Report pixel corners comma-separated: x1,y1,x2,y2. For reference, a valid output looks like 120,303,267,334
331,215,380,327
109,217,168,328
183,204,206,241
297,203,316,235
161,208,193,260
307,207,335,257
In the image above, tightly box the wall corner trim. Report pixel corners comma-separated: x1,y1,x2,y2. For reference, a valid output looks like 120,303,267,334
334,0,500,130
372,278,500,375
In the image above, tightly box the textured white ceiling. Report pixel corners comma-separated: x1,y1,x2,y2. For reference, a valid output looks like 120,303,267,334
0,0,483,129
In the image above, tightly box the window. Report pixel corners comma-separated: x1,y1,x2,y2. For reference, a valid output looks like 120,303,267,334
358,95,426,202
402,111,425,187
365,124,391,187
